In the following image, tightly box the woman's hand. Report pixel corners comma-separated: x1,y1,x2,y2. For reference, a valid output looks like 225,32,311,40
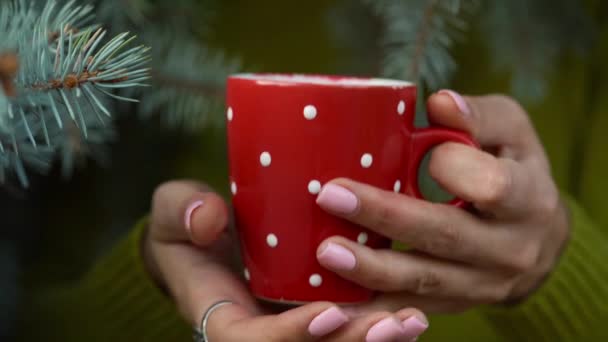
142,180,429,341
315,92,570,314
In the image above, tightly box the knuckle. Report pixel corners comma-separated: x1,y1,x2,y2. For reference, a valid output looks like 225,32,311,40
423,217,462,254
534,189,560,221
480,281,513,304
493,94,525,114
371,200,400,231
363,263,395,290
490,94,532,129
150,181,181,223
151,181,174,207
505,243,540,272
409,269,443,295
480,162,512,206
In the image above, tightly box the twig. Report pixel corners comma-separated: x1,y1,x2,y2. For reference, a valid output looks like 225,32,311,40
30,69,128,91
0,52,19,97
407,0,438,81
48,24,79,43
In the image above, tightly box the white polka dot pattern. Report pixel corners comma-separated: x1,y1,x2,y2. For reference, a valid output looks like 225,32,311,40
303,105,317,120
397,100,405,115
266,233,278,248
260,151,272,167
309,274,322,287
357,232,368,245
238,94,421,294
227,107,234,121
308,180,321,194
360,153,373,168
231,181,237,195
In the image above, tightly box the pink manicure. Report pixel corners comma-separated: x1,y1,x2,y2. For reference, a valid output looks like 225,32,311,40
438,89,471,116
402,316,429,340
366,317,407,342
308,306,349,337
184,200,204,233
318,242,356,271
316,183,358,215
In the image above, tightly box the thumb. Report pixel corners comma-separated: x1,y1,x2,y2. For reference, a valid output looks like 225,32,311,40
207,301,350,341
427,90,538,152
426,89,472,134
150,180,229,246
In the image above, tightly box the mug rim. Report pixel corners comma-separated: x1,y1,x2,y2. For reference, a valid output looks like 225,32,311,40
229,73,415,88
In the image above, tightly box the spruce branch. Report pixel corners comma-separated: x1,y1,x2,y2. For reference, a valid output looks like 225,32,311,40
134,30,239,130
96,0,235,131
0,0,150,186
406,0,439,83
364,0,479,89
0,52,19,97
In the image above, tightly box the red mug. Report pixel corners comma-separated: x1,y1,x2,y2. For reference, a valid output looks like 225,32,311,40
226,74,477,304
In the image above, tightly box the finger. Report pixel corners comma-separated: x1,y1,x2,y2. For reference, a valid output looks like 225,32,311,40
316,179,515,267
317,236,512,304
326,309,428,342
150,180,229,246
153,240,260,327
353,292,471,315
211,302,350,341
427,91,543,158
159,242,350,341
429,142,536,218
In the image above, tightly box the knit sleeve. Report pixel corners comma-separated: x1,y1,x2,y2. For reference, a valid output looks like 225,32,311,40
480,194,608,341
17,217,191,342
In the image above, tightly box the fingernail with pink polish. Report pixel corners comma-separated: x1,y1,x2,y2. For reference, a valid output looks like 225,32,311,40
402,316,429,341
184,200,204,233
366,317,407,342
438,89,471,116
308,306,349,337
316,184,358,215
318,242,356,271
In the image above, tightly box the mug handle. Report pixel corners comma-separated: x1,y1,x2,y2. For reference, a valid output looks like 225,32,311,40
407,126,479,208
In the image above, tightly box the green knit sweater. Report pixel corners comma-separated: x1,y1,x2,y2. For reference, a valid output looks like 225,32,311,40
16,2,608,341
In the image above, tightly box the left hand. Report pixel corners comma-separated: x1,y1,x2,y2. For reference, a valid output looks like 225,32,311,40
144,180,430,341
314,91,571,314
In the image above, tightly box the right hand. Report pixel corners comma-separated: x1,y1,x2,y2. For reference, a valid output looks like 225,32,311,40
142,180,429,341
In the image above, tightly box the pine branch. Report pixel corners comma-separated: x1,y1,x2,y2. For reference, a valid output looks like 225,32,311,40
365,0,479,89
134,30,239,130
96,0,234,131
0,53,19,97
0,0,150,187
407,0,439,82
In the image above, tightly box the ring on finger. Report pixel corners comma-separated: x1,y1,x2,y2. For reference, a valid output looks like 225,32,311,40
193,300,234,342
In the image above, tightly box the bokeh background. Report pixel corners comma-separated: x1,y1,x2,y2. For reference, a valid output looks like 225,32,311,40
0,1,369,337
0,0,603,339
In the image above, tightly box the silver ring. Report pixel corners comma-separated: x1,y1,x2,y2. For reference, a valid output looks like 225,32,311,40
193,300,234,342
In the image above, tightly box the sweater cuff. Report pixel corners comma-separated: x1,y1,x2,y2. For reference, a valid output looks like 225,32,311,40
73,216,190,341
481,194,608,340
